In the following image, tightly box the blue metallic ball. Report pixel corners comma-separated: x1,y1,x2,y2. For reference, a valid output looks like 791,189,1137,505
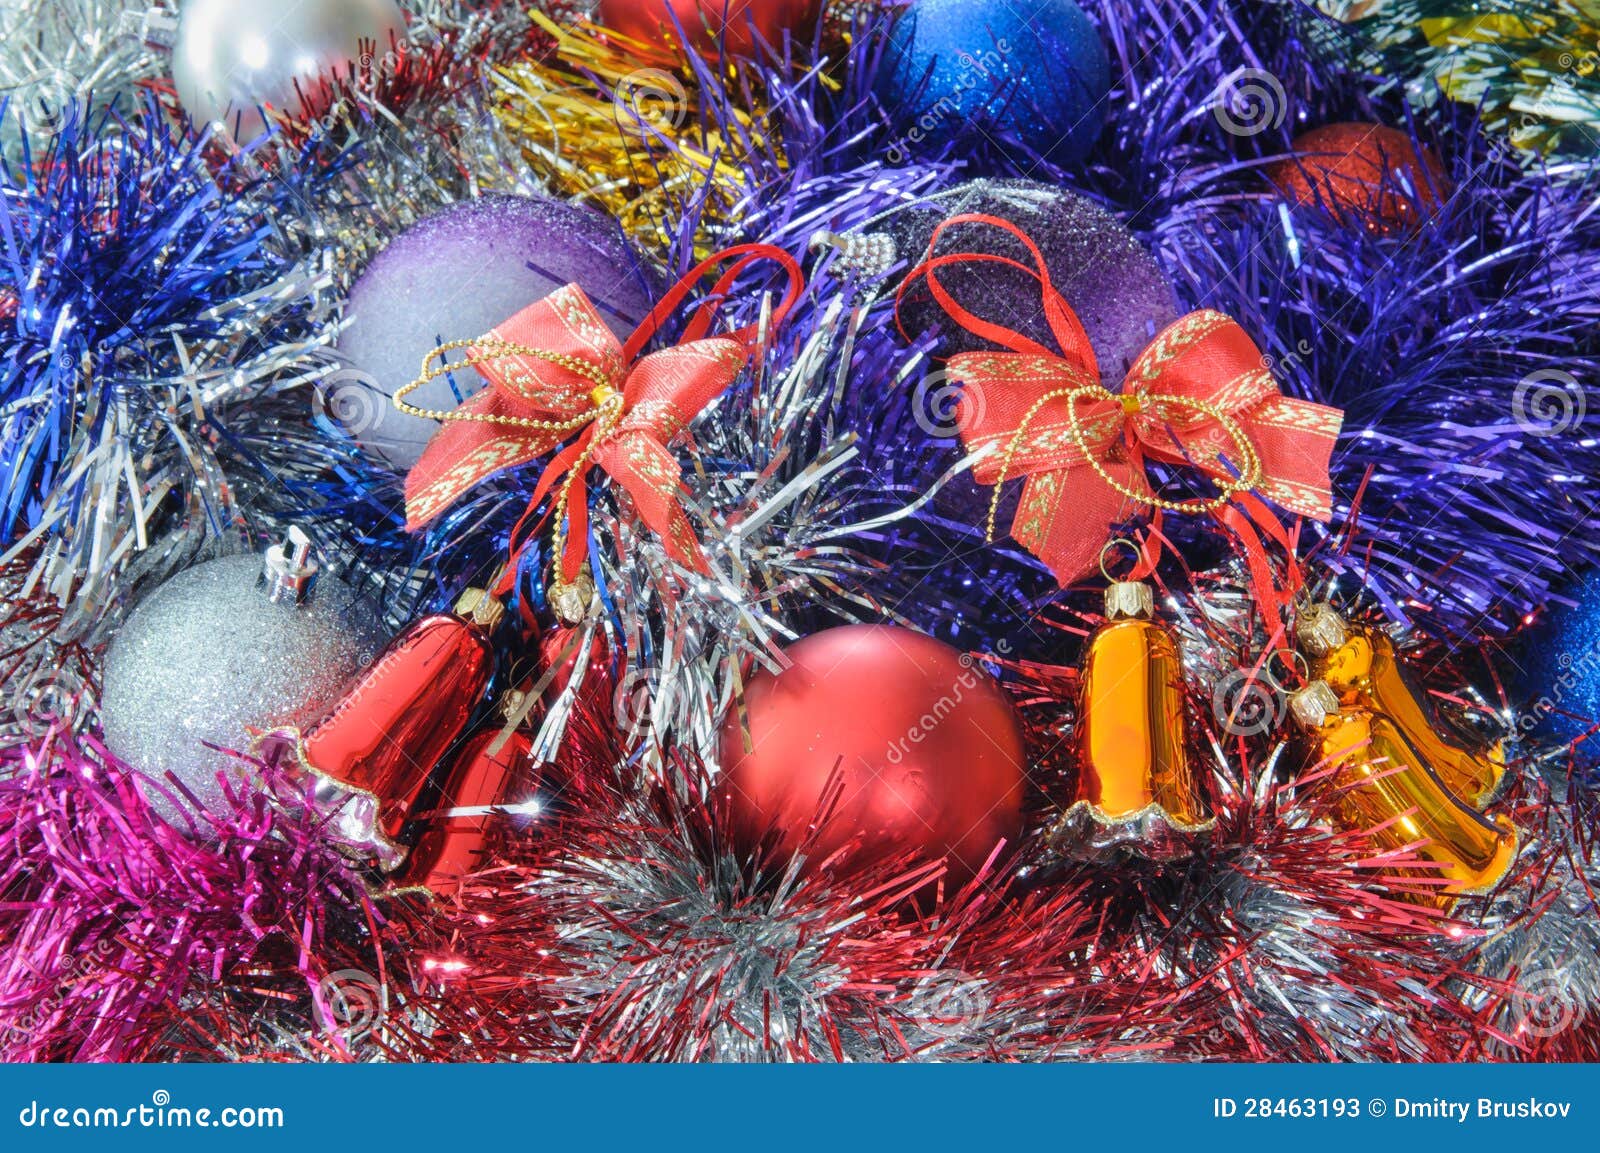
875,0,1110,165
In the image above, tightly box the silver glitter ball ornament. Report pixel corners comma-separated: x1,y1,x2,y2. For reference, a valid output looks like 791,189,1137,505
169,0,407,139
100,550,383,830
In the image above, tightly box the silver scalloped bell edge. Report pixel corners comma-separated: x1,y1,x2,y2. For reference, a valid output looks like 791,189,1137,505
1049,799,1217,863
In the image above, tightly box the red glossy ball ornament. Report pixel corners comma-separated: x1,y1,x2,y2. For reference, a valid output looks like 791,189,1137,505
719,625,1026,882
597,0,823,58
1269,123,1450,230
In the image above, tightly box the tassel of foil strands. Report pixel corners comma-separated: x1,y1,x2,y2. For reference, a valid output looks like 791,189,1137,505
0,100,360,634
249,1,545,150
0,549,100,745
0,0,174,160
490,12,801,253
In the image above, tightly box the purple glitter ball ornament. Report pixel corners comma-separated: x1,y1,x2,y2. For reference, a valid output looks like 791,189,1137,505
334,195,658,470
890,179,1179,382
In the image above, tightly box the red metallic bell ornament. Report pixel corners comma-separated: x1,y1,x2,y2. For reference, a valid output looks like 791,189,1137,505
597,0,823,58
284,587,503,869
1268,123,1451,230
396,725,536,898
719,625,1026,882
539,626,615,716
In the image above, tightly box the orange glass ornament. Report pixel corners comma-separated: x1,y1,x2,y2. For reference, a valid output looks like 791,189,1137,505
1290,681,1516,906
1269,123,1450,230
1298,604,1504,807
1052,579,1214,860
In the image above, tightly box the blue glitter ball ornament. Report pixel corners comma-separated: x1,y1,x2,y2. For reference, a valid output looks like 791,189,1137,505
874,0,1110,165
1515,583,1600,748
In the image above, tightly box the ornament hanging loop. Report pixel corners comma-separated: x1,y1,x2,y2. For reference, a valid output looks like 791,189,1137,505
1098,538,1144,584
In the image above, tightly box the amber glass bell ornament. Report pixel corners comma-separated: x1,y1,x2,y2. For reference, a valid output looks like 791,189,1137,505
1297,602,1505,807
1289,679,1517,907
272,587,505,870
1051,559,1215,861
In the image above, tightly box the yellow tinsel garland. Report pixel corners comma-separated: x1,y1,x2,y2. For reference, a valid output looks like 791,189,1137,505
492,13,785,255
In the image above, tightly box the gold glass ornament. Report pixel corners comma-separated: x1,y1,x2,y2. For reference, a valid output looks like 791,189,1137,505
1290,680,1517,907
1297,603,1505,807
1052,567,1215,861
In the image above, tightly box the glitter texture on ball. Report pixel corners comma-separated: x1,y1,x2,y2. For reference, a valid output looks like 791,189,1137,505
334,194,659,470
99,553,384,829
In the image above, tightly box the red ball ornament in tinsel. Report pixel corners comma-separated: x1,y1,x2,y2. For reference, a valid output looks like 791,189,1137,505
597,0,822,58
1268,123,1451,230
719,625,1026,882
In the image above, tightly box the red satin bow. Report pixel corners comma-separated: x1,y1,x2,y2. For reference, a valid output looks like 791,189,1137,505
900,214,1344,586
403,245,803,580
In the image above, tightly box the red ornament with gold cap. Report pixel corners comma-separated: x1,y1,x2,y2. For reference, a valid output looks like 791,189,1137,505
265,586,504,871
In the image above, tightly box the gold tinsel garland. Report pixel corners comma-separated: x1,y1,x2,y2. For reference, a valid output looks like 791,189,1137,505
492,13,785,255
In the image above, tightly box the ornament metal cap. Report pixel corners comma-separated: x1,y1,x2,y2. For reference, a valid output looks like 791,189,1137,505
454,586,505,630
1103,580,1154,620
1296,603,1348,656
1290,680,1341,729
260,525,319,604
549,566,596,624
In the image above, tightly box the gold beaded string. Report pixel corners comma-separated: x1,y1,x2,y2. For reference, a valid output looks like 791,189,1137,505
984,382,1265,543
394,338,615,434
